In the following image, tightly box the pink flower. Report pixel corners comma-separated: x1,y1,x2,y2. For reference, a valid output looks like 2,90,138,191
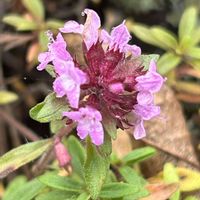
37,8,164,144
133,60,164,139
37,33,72,74
63,106,104,146
53,67,87,108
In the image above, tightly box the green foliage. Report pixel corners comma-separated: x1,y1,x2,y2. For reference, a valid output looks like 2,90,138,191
0,90,18,105
38,173,84,193
2,131,158,200
122,146,156,165
99,182,141,198
0,139,52,178
67,135,86,179
128,6,200,75
2,15,37,31
36,190,78,200
29,92,69,123
84,138,110,199
3,176,27,200
2,0,64,64
3,179,45,200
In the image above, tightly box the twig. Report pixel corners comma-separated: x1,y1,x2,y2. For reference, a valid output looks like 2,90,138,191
0,109,40,141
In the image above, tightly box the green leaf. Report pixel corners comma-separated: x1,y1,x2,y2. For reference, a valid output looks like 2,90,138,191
190,27,200,46
22,0,45,21
3,176,27,200
76,192,90,200
3,179,45,200
102,113,117,139
67,135,86,179
140,54,160,70
129,23,164,48
119,166,149,200
119,166,146,187
38,173,84,193
99,183,139,198
46,19,64,29
186,47,200,59
151,26,178,50
164,163,180,200
84,138,109,199
0,90,18,105
50,119,66,134
29,92,69,123
157,52,182,75
3,14,37,31
0,139,52,178
39,31,49,52
122,146,156,165
36,190,78,200
179,6,198,42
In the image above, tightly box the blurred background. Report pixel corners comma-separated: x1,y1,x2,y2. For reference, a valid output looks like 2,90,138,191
1,0,200,198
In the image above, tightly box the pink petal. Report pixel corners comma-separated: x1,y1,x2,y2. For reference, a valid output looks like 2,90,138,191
110,21,131,50
63,111,83,121
134,104,160,120
53,60,74,76
100,29,111,44
135,61,164,93
89,121,104,146
59,20,84,34
67,85,80,108
82,9,101,50
123,44,141,56
149,59,157,72
77,121,90,139
137,91,153,105
50,33,72,61
133,119,146,139
37,52,52,70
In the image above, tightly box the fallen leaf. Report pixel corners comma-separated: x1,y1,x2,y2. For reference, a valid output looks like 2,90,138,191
141,183,179,200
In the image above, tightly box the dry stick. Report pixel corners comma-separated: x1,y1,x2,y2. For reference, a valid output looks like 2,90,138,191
0,109,40,141
32,124,75,176
142,138,200,169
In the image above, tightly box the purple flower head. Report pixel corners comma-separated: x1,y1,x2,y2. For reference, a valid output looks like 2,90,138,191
63,106,104,146
37,9,164,145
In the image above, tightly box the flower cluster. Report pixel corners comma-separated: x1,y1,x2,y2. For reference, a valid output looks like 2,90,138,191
37,9,164,145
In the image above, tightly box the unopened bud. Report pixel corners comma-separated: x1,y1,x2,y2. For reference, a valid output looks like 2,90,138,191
54,138,71,169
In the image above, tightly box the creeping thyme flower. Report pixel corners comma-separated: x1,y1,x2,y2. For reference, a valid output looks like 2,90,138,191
37,9,164,145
